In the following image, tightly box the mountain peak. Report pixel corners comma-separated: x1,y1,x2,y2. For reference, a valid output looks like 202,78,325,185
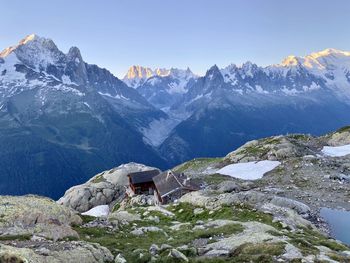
67,46,83,63
0,35,89,87
123,65,197,88
154,68,170,77
19,34,38,45
168,67,196,79
309,48,350,59
124,65,196,80
10,35,63,70
242,61,257,71
207,64,220,72
278,48,350,73
124,65,154,79
0,34,59,58
281,55,302,67
0,34,35,57
205,64,223,81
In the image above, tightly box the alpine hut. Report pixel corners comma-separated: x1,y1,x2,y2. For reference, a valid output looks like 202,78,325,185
152,170,200,204
127,169,160,195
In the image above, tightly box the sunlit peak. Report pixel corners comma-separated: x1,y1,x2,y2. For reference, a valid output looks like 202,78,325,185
281,55,300,66
19,34,38,45
309,48,350,59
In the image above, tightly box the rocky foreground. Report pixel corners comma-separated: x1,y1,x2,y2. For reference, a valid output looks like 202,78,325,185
1,128,350,262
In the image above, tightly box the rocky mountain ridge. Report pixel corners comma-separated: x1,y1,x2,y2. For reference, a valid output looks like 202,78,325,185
123,48,350,104
123,65,196,89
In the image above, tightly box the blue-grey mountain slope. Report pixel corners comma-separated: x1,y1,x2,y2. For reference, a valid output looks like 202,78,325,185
0,35,167,199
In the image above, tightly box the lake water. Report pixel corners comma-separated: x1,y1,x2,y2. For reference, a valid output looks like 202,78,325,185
320,207,350,245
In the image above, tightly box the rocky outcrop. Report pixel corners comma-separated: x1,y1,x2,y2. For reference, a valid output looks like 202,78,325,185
225,135,315,163
205,221,280,252
0,195,81,241
58,163,160,212
179,190,312,230
325,126,350,146
180,190,310,215
0,241,113,263
118,194,156,210
108,210,141,225
270,196,310,215
216,181,241,193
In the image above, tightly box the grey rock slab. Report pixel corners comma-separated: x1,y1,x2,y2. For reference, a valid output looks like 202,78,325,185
0,195,81,241
0,241,114,263
168,249,189,262
203,249,230,257
206,221,284,251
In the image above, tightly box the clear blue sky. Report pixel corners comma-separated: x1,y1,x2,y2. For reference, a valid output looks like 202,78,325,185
1,0,350,77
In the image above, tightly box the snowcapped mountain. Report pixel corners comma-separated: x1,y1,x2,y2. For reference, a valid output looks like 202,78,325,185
123,65,171,88
137,68,197,110
0,34,167,198
124,48,350,114
219,48,350,98
270,48,350,98
1,35,148,106
158,49,350,165
123,66,197,109
169,48,350,112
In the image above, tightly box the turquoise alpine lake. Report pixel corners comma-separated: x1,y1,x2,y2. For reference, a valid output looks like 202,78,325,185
320,207,350,245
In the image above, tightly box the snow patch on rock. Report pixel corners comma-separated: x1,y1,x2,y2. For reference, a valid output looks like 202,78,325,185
217,161,281,180
321,144,350,157
81,205,110,217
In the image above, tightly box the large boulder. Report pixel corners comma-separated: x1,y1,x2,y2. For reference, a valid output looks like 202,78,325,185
58,163,160,212
0,241,113,263
0,195,81,241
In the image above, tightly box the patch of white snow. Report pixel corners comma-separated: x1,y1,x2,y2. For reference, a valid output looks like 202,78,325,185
81,205,110,217
217,160,281,180
321,144,350,157
61,75,78,86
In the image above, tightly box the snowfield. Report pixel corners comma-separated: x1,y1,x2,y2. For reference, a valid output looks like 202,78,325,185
217,160,281,180
81,205,110,217
321,144,350,157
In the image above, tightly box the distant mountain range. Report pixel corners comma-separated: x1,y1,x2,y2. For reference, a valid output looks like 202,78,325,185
1,34,350,198
123,66,197,110
124,48,350,164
